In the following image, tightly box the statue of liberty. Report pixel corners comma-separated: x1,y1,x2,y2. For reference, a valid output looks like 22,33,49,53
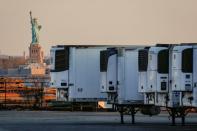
30,11,42,44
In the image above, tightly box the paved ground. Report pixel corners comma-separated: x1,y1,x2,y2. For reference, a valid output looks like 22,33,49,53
0,111,196,131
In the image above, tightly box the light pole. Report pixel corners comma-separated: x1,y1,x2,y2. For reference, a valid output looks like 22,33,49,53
4,80,6,109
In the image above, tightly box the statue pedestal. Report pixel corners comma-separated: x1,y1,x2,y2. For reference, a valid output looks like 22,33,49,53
29,43,44,64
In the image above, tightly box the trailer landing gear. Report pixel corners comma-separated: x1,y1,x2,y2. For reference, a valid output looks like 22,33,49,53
118,105,139,124
168,107,190,126
130,106,139,124
119,106,124,124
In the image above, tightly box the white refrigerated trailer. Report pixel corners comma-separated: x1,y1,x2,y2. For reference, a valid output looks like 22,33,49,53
100,47,143,102
100,48,118,102
166,44,197,125
49,44,197,125
169,44,197,125
138,44,184,125
100,47,144,103
117,48,144,105
171,45,195,107
138,46,169,105
117,48,145,124
140,44,197,125
193,45,197,108
100,47,161,124
50,45,107,102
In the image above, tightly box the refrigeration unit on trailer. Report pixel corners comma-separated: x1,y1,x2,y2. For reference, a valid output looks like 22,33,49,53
100,48,118,103
152,46,170,107
50,45,107,102
193,45,197,108
165,44,197,125
139,46,169,105
50,46,69,88
138,47,149,93
171,44,197,107
50,46,69,101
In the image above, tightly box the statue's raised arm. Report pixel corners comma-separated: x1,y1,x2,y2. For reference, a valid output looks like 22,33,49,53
30,11,33,25
30,11,42,44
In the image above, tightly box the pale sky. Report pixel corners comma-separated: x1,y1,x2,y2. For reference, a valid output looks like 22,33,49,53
0,0,197,56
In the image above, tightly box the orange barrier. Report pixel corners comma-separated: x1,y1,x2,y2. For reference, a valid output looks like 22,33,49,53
0,77,56,108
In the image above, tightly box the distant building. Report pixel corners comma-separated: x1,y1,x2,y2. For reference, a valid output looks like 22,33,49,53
0,69,7,76
0,55,26,69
